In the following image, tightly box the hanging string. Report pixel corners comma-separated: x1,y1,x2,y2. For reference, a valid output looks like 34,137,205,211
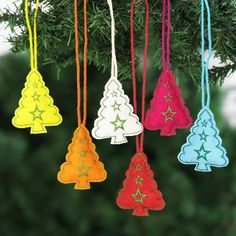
107,0,118,78
25,0,39,70
201,0,212,108
131,0,149,152
161,0,171,70
74,0,88,126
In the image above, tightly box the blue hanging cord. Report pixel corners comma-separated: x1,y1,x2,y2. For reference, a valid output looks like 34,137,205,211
201,0,212,108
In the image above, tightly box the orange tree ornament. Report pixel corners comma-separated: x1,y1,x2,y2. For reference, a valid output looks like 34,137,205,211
58,124,106,190
12,0,62,134
57,0,107,190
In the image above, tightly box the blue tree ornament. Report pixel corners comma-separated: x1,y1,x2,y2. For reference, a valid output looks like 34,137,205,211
178,107,229,172
178,0,229,172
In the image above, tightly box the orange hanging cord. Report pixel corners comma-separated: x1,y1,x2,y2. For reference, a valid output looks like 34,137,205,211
74,0,88,126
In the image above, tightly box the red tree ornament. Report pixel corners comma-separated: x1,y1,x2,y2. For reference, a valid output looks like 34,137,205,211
144,69,192,136
116,152,165,216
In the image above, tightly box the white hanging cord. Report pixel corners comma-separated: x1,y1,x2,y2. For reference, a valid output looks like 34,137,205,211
107,0,118,78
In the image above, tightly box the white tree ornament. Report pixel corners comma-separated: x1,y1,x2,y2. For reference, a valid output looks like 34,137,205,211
92,77,142,144
92,0,143,144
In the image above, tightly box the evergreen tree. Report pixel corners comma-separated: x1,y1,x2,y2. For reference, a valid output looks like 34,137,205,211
0,1,235,83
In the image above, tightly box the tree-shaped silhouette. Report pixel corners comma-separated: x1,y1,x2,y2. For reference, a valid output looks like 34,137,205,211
116,152,165,216
12,70,62,134
145,69,192,136
178,107,229,172
92,77,143,144
57,124,107,190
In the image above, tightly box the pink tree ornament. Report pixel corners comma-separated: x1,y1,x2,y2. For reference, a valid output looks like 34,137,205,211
144,0,192,136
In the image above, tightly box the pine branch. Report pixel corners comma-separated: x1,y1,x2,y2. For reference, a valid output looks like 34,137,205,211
0,0,235,83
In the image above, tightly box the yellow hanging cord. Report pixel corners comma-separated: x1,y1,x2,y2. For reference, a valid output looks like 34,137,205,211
25,0,39,70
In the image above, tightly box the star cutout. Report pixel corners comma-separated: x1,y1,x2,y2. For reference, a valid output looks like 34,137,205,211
165,81,170,88
32,91,40,102
77,161,90,177
111,115,126,131
131,188,146,203
195,144,211,161
79,148,87,158
162,106,177,122
30,105,44,120
135,175,144,185
78,138,85,144
32,82,38,88
164,92,173,102
112,101,121,111
199,131,208,141
136,164,142,171
111,91,118,97
201,120,208,127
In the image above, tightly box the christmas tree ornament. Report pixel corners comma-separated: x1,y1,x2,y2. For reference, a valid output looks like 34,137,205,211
57,0,106,189
12,0,62,134
92,0,142,145
57,124,106,189
177,0,229,172
144,0,192,136
116,152,165,216
116,0,165,216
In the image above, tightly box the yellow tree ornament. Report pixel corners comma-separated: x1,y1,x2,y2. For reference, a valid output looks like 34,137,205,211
12,70,62,134
12,0,62,134
57,125,107,190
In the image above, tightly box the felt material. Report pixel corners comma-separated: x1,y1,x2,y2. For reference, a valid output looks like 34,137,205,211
178,107,229,172
145,0,192,136
92,0,142,144
57,0,106,190
12,70,62,134
178,0,228,172
144,69,192,136
92,77,143,144
12,0,62,134
57,124,107,190
116,152,165,216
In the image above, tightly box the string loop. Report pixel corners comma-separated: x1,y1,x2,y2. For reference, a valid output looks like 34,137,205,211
25,0,39,70
201,0,212,108
131,0,149,152
107,0,118,78
74,0,88,126
162,0,171,70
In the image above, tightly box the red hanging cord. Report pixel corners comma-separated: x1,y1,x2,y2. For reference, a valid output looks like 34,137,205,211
131,0,149,152
162,0,171,70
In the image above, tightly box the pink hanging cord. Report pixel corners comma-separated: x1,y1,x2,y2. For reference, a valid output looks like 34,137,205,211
131,0,149,152
162,0,171,70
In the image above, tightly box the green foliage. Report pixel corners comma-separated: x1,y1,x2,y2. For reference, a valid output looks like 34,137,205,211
0,0,235,83
0,53,236,236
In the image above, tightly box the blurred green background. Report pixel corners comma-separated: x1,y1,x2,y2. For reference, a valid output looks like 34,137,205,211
0,53,235,236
